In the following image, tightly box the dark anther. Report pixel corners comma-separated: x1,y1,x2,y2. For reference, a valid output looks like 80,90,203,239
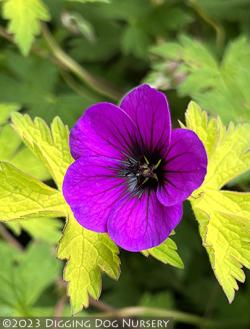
118,154,163,197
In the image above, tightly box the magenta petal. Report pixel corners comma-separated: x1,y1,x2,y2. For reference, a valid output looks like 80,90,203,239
70,102,138,160
62,156,127,232
120,84,171,153
157,128,207,206
107,192,183,252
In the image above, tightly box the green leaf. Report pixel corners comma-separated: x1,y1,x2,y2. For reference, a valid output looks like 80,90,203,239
142,237,184,269
11,113,121,313
185,102,250,302
0,161,66,221
2,0,50,55
0,241,60,314
148,36,250,123
121,25,151,59
0,51,97,125
192,0,250,23
12,113,73,189
67,0,110,3
57,214,120,314
139,291,174,309
6,217,62,244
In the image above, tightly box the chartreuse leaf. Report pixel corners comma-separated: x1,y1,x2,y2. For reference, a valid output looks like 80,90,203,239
0,106,58,242
12,114,121,313
58,214,120,313
184,102,250,191
0,241,60,314
143,236,184,269
2,0,50,55
185,102,250,303
0,162,66,221
11,113,72,189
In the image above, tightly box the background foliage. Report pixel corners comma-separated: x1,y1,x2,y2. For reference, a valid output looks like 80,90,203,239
0,0,249,328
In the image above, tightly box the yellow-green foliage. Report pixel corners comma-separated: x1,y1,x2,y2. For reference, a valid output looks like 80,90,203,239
186,102,250,303
2,0,50,55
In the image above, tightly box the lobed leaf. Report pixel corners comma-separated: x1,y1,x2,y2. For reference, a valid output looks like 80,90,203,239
12,113,73,189
57,214,120,314
147,36,250,123
0,162,66,221
142,237,184,269
186,102,250,302
2,0,50,55
11,113,121,313
184,102,250,190
0,241,60,313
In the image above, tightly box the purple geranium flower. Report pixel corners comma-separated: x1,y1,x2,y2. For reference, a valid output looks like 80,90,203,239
63,84,207,252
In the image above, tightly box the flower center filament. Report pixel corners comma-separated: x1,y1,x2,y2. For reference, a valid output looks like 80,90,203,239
139,156,162,185
119,155,163,197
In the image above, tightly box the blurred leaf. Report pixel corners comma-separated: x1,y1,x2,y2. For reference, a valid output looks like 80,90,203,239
147,6,193,32
58,214,120,314
0,52,57,111
91,0,150,20
28,305,88,316
6,217,62,244
186,102,250,303
2,0,50,55
143,237,184,269
68,0,110,3
0,52,96,124
148,36,250,123
0,241,60,314
69,19,121,63
139,291,174,309
0,162,66,221
121,25,151,59
192,0,250,25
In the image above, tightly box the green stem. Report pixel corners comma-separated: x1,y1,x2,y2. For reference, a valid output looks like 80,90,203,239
99,306,249,328
41,24,122,101
59,69,99,99
189,0,225,48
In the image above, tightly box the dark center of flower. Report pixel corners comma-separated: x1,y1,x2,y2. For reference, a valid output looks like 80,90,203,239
118,154,164,197
139,156,161,182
